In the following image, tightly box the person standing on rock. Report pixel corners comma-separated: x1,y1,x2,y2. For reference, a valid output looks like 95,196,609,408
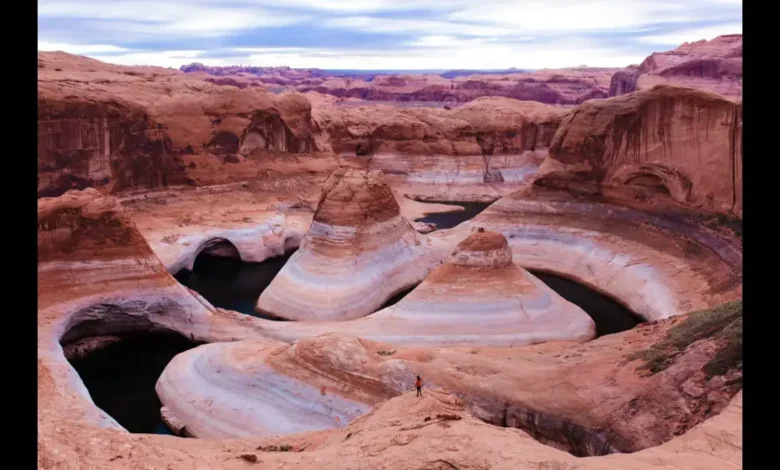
416,375,423,397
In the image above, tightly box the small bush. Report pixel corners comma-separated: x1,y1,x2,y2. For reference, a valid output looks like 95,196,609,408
256,444,293,452
628,300,742,377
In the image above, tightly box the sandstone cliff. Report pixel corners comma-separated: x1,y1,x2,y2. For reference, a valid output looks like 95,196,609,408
609,35,742,100
39,52,578,197
38,52,322,197
313,96,569,183
533,85,742,217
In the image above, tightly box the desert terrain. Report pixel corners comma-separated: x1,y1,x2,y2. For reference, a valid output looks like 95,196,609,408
38,34,742,469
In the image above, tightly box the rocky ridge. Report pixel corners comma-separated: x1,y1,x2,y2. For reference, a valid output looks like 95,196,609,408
181,64,618,105
609,34,742,100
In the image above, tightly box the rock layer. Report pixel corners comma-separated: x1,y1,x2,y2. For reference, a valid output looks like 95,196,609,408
37,189,266,438
534,85,742,217
426,189,742,322
335,229,595,346
314,97,568,184
37,190,743,468
158,301,740,453
156,339,376,438
256,169,436,321
254,229,594,348
38,52,324,197
610,34,742,100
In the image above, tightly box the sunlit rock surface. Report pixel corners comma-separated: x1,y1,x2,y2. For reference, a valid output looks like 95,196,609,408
256,168,437,321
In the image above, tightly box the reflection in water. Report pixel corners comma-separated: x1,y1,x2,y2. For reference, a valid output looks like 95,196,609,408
415,201,492,230
174,250,296,318
529,270,643,337
67,333,200,435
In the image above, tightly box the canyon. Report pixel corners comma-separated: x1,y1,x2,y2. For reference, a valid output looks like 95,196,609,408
38,35,742,470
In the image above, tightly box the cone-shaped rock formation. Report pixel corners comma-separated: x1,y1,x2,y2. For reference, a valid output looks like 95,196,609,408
256,168,435,321
361,228,596,346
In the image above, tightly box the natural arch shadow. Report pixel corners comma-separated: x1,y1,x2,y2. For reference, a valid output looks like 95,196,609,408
197,238,241,260
66,332,200,435
175,248,297,319
528,270,644,336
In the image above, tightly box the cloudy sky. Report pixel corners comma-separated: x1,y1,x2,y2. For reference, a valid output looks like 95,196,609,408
37,0,742,70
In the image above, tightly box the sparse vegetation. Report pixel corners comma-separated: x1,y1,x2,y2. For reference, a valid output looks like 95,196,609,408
256,444,293,452
436,414,462,421
628,300,742,377
713,213,743,238
377,349,396,356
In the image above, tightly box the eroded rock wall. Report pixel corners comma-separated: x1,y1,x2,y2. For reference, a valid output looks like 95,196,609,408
313,96,569,184
609,34,742,99
38,52,321,198
38,99,188,197
534,85,742,217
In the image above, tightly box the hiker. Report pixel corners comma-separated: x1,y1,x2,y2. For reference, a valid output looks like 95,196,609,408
415,375,423,397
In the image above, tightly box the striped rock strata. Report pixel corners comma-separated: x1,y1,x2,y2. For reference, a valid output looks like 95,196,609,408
156,335,399,439
314,96,569,186
38,191,743,469
609,34,742,100
151,209,313,275
368,229,595,346
37,189,270,438
255,229,595,347
425,189,742,322
256,168,437,321
158,303,740,453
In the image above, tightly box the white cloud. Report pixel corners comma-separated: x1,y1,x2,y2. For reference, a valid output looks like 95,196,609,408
82,37,645,70
447,0,676,31
410,36,485,48
38,0,308,37
38,0,742,69
89,50,211,68
38,41,129,54
216,0,472,13
323,16,519,37
636,22,742,45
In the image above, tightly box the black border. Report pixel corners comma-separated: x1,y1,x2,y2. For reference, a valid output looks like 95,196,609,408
742,2,758,469
28,0,40,467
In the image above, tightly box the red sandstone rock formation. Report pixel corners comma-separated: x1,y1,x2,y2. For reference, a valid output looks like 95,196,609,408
37,188,742,468
533,85,742,217
38,52,325,197
609,35,742,99
38,52,578,198
257,168,435,321
158,301,741,453
313,96,569,184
